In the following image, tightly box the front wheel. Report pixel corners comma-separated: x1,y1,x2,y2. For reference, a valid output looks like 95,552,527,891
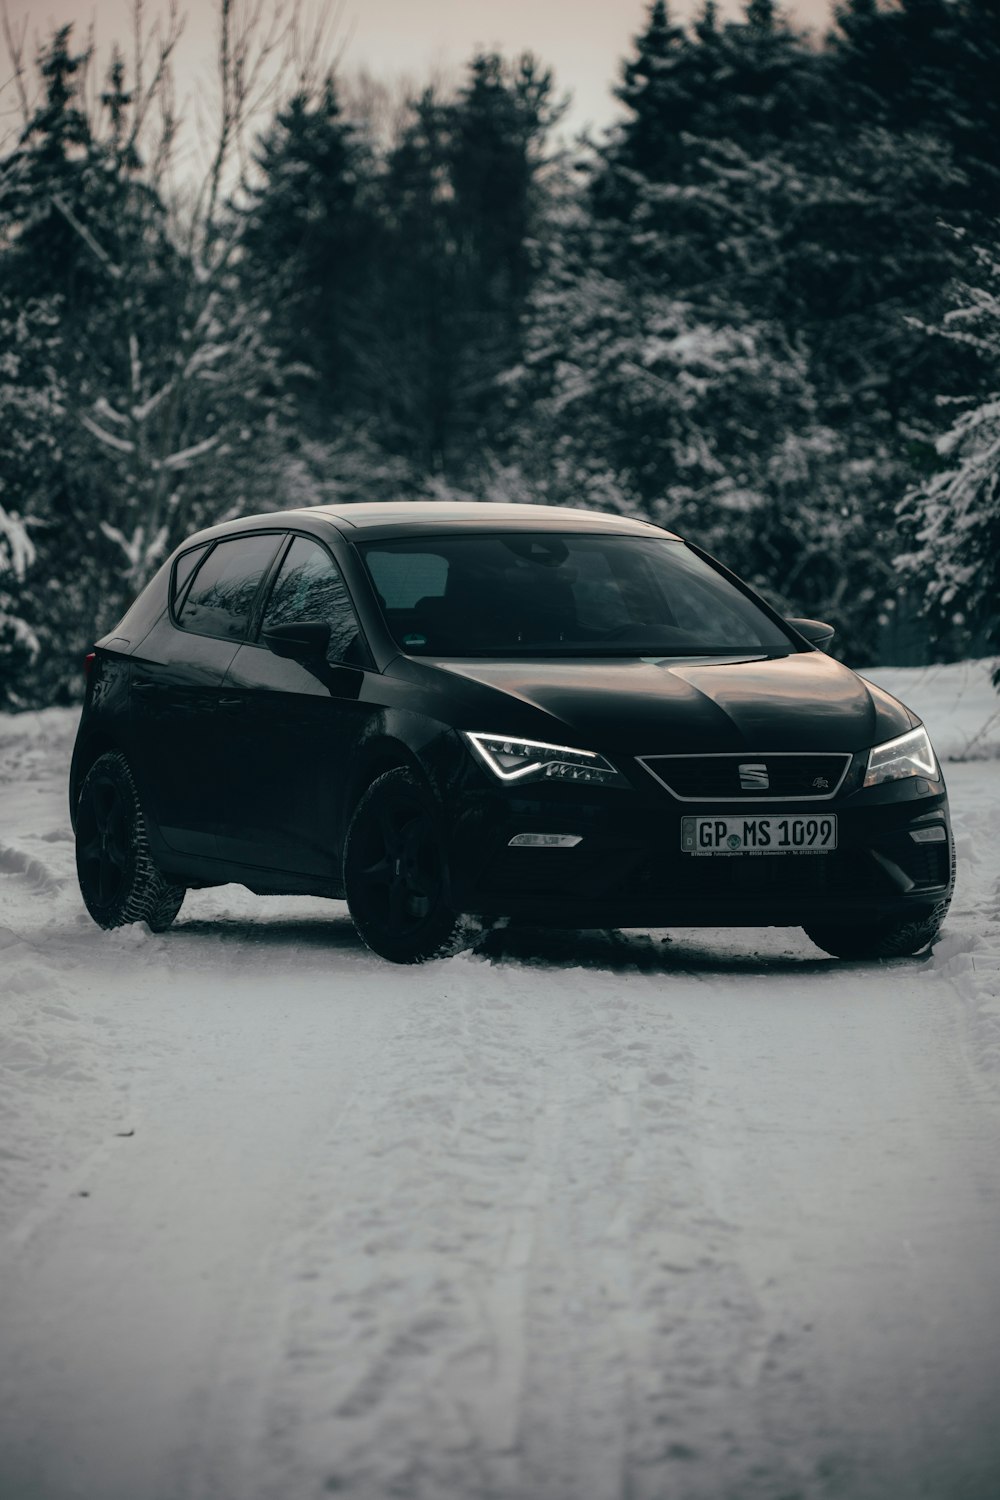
803,903,949,960
76,750,185,931
343,768,464,963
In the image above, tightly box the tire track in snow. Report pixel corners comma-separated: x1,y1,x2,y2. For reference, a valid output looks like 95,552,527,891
505,960,780,1500
246,948,733,1500
248,952,555,1499
0,838,64,895
0,928,410,1500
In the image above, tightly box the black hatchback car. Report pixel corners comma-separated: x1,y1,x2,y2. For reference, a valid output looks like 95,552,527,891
71,501,954,962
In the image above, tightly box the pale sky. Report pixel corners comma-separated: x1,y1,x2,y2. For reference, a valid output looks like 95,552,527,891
4,0,835,148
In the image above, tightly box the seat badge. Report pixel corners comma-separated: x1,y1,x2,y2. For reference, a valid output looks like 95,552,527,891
738,762,769,791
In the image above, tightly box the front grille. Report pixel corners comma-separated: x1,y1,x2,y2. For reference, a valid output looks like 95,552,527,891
639,752,851,801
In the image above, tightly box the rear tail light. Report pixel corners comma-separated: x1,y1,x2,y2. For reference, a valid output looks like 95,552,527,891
83,652,96,679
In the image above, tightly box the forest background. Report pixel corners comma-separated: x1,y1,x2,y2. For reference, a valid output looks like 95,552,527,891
1,0,998,709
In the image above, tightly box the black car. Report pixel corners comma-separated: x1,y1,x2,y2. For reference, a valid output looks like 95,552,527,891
70,502,954,963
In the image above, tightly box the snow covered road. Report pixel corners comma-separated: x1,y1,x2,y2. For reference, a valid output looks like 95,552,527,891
2,667,999,1500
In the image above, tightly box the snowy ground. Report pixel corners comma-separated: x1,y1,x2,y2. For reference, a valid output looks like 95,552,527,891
1,660,999,1500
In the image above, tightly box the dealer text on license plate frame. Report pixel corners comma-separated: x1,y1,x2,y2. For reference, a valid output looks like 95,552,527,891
681,814,838,856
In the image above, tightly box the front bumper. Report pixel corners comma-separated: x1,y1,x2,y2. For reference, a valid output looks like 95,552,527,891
446,757,954,929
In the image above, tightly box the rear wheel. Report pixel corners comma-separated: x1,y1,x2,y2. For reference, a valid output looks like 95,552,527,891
343,768,464,963
803,903,948,960
76,751,185,931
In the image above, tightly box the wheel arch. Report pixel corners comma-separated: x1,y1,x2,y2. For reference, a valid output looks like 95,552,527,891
343,737,433,828
69,731,123,829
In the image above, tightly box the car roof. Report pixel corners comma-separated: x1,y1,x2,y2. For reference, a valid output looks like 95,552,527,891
183,501,679,547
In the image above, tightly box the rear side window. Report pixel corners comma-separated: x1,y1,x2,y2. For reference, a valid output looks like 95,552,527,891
170,544,209,612
177,534,281,640
260,536,365,664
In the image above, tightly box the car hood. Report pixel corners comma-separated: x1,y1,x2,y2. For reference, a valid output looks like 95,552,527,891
416,651,914,755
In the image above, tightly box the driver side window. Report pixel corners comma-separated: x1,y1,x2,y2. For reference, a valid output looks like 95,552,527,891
261,536,364,665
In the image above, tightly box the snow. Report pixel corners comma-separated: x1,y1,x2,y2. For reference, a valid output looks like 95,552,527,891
0,503,36,579
1,661,999,1500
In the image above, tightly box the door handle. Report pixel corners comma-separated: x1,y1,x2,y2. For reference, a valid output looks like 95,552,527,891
217,697,245,715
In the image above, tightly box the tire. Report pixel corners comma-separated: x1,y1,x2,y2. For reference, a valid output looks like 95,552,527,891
803,901,949,960
343,768,464,963
76,750,185,932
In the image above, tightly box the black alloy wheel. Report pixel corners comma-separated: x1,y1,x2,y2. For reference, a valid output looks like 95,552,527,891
76,750,185,931
344,768,464,963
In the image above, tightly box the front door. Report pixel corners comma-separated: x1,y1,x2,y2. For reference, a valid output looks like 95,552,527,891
216,534,373,877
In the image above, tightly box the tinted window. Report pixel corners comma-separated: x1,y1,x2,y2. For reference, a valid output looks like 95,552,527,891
366,549,449,610
260,535,364,664
360,534,793,658
170,544,209,611
178,534,280,640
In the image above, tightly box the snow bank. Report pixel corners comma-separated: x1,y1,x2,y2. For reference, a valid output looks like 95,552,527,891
856,664,1000,1096
0,707,79,788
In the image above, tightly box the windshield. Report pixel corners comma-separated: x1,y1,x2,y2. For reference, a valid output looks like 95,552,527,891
360,533,795,659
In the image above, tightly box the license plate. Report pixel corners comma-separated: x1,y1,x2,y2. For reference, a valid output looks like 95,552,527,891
681,814,837,856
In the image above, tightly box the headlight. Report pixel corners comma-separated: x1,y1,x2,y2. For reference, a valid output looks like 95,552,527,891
464,732,624,786
864,725,938,788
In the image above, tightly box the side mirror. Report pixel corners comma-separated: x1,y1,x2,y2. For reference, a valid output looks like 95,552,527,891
787,617,836,649
262,620,331,661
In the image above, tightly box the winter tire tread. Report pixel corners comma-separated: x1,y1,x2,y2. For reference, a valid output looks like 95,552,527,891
76,750,185,931
343,767,465,963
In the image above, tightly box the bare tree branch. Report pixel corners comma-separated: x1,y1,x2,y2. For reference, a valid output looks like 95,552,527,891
149,54,179,188
51,195,123,280
0,1,30,128
127,0,184,167
4,0,345,602
81,413,136,454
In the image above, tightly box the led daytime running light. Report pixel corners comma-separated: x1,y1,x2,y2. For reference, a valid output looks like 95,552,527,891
464,732,620,785
864,726,937,788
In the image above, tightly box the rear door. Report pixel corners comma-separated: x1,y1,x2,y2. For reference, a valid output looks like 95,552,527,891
130,532,283,859
216,533,374,876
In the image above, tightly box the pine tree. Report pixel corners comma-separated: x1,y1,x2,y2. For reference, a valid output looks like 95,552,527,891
898,231,1000,676
377,86,458,472
1,28,94,293
364,53,564,478
612,0,693,180
449,52,563,329
551,0,988,658
240,78,380,423
833,0,1000,200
